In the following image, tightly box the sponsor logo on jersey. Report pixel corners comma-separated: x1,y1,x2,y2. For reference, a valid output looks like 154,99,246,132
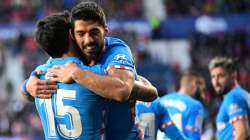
229,103,242,115
113,54,133,66
162,99,187,112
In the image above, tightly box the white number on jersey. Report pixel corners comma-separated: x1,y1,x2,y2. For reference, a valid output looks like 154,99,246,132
40,89,82,139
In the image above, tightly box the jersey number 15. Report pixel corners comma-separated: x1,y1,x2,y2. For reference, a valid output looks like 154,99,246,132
40,89,82,139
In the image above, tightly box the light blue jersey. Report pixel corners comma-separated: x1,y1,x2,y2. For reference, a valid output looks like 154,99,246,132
216,85,250,140
136,98,187,140
158,92,204,140
101,37,138,140
135,101,156,140
34,57,106,140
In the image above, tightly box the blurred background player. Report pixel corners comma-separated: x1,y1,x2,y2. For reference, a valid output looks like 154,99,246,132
136,99,187,140
209,57,250,140
136,75,206,139
155,72,205,140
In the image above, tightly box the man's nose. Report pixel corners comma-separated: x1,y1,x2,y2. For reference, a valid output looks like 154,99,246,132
83,33,94,45
215,77,220,85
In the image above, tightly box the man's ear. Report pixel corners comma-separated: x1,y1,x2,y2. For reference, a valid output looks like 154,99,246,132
104,26,109,36
69,29,75,40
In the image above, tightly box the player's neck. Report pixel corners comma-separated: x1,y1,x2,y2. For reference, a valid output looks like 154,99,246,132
178,88,192,96
178,89,188,95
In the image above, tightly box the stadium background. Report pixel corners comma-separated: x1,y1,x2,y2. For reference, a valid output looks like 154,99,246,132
0,0,249,139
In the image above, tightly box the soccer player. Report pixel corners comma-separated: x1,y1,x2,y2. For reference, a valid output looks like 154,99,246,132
24,1,158,139
209,57,250,140
155,72,204,140
47,2,157,139
30,11,106,139
136,98,188,140
136,72,204,140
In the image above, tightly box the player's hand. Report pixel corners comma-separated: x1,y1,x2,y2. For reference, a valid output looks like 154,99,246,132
47,62,78,83
27,76,57,98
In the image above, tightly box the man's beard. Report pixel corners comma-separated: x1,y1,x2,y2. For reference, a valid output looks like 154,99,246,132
217,84,232,97
83,50,102,65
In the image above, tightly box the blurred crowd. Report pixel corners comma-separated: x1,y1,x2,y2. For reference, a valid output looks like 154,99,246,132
0,0,250,139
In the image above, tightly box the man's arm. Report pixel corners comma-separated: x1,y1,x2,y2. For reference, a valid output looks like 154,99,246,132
48,62,134,102
232,118,250,140
21,79,35,102
73,64,134,102
130,75,158,102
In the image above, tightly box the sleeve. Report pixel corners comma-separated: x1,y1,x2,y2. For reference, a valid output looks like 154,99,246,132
151,99,187,140
225,95,248,124
185,105,204,140
102,43,135,73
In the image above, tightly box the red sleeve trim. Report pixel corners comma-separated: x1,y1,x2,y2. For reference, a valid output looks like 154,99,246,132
161,121,174,129
229,115,248,124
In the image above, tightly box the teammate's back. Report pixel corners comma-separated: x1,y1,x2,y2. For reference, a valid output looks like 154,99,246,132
160,92,204,139
34,57,106,140
162,93,203,135
156,72,205,140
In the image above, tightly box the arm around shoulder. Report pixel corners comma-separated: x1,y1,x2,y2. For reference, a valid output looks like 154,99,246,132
71,66,135,102
21,79,34,102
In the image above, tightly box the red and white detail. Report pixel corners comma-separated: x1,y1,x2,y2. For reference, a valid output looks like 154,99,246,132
161,121,174,129
135,123,144,138
229,115,248,124
106,65,134,72
230,115,248,139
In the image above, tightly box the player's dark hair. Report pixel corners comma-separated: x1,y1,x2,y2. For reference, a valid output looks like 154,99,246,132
180,71,201,86
71,1,107,28
208,57,238,73
35,11,71,58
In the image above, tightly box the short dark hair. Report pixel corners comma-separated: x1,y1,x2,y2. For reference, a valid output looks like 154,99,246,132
180,71,201,86
71,1,106,27
208,57,238,73
35,11,71,58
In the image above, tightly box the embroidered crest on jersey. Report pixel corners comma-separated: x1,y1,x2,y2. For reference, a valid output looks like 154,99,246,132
113,54,132,66
229,103,242,115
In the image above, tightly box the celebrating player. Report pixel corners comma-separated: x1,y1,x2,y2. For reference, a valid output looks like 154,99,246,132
209,57,250,140
28,11,106,139
23,1,157,139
